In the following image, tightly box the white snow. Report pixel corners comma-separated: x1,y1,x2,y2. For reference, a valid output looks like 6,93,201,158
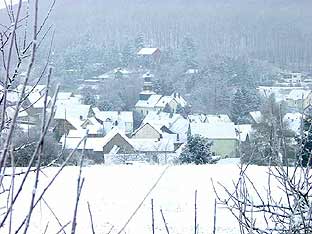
0,164,286,234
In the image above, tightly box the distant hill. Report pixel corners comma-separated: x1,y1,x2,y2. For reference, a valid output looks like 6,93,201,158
1,0,312,71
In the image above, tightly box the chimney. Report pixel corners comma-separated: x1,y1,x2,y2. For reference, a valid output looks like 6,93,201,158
79,115,83,120
118,110,121,115
176,134,180,142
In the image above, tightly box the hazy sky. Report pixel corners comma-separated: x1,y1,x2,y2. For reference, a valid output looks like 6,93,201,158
0,0,21,10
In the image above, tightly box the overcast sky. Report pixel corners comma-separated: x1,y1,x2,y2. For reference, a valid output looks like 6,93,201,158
0,0,21,10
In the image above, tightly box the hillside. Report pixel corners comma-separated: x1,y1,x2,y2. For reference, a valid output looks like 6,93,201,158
1,0,312,70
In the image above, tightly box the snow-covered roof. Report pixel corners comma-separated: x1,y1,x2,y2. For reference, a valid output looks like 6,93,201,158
249,111,262,124
143,111,181,126
283,112,302,134
188,114,232,124
27,91,51,109
206,114,232,124
97,68,132,80
65,117,85,130
171,93,187,107
130,139,175,152
286,90,311,101
54,104,91,120
5,106,28,119
190,122,237,139
57,92,73,100
135,94,162,108
155,96,175,108
188,114,207,123
137,48,159,55
95,111,133,123
142,111,188,140
257,86,303,102
60,128,133,152
60,136,106,152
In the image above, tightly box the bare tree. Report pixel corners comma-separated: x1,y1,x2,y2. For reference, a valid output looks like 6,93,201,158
0,1,87,233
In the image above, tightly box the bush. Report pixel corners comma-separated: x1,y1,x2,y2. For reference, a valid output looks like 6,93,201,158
11,129,61,167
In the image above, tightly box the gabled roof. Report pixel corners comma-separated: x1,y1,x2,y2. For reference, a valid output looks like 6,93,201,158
190,122,237,139
132,122,163,136
57,92,74,100
286,89,311,101
283,112,302,134
60,128,133,152
54,104,91,120
97,68,132,80
135,94,162,108
95,111,133,123
249,111,262,124
188,114,232,124
206,114,232,124
155,96,176,108
171,93,187,107
137,48,159,55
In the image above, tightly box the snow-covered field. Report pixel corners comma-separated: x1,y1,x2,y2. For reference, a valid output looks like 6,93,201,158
1,164,275,234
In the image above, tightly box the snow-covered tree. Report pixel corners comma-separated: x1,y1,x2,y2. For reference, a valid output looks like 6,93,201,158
241,95,295,165
179,135,214,165
230,87,261,124
121,41,134,67
180,36,198,69
298,112,312,167
134,33,145,51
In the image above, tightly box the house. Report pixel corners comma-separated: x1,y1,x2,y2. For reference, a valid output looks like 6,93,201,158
154,96,179,112
53,104,93,137
283,112,302,135
55,92,82,106
60,128,135,163
282,72,303,85
188,114,232,124
135,72,188,115
17,84,52,119
135,94,162,116
90,68,134,83
93,110,133,135
249,111,262,124
130,138,176,155
0,105,34,132
257,86,303,102
135,93,188,116
190,122,238,157
142,111,189,142
137,48,161,65
132,122,178,141
285,89,312,111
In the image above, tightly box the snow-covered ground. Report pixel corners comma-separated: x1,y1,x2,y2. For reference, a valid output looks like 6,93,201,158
0,164,276,234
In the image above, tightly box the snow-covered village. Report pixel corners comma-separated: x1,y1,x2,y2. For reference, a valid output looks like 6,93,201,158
1,0,312,233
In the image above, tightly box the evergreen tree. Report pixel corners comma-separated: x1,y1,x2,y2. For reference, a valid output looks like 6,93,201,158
81,88,96,106
134,33,145,51
153,79,174,96
180,36,198,69
241,95,294,166
230,87,261,124
121,41,134,67
299,113,312,167
179,135,214,165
